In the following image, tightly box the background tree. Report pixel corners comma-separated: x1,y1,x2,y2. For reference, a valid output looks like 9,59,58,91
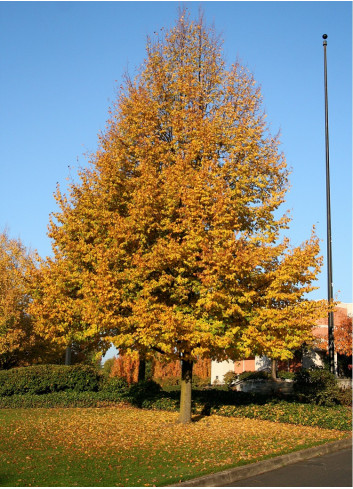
148,355,211,385
335,316,352,357
102,357,116,377
320,307,352,358
29,252,108,365
314,306,352,376
0,230,34,368
0,231,61,368
40,11,324,422
110,353,139,384
334,316,352,377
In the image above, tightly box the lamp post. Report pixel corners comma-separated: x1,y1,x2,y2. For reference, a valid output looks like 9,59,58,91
322,34,335,375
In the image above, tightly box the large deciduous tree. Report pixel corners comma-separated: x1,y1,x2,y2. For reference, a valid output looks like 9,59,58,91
34,11,324,422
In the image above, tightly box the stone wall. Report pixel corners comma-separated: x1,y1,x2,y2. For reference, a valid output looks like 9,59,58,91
337,378,352,390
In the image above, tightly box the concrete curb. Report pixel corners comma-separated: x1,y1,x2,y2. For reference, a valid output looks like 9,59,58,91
171,437,352,487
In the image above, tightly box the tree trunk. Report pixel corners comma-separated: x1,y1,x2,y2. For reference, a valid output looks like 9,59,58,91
65,345,72,366
271,358,277,381
138,357,146,382
178,359,193,424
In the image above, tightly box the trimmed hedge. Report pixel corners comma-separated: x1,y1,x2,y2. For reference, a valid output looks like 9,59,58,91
238,370,270,381
0,391,125,408
0,365,350,432
0,390,350,431
0,365,101,396
277,370,295,380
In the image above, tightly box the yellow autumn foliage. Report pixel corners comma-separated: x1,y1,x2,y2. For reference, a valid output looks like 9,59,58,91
29,12,325,419
0,231,34,364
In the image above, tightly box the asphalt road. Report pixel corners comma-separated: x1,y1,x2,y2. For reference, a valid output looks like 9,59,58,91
224,448,352,487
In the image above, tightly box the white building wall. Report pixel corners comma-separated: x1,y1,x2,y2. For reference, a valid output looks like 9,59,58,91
255,356,271,371
210,360,235,384
211,356,272,384
302,350,325,369
339,302,353,317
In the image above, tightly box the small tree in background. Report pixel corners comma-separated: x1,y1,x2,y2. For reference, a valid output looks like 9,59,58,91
335,316,353,358
110,354,139,384
102,357,116,377
29,253,110,366
152,356,211,386
241,233,327,380
318,309,352,358
0,231,36,368
0,231,63,368
314,306,352,377
335,316,353,377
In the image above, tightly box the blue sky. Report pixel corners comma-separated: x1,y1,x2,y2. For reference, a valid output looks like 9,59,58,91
1,1,352,307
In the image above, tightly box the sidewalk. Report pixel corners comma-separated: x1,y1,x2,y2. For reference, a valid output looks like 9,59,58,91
172,438,352,487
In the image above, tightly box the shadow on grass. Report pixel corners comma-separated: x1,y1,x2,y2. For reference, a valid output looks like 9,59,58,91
191,414,208,422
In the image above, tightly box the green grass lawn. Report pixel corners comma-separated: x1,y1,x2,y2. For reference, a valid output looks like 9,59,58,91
0,406,350,487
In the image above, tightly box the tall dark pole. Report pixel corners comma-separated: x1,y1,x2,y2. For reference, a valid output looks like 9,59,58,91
322,34,335,375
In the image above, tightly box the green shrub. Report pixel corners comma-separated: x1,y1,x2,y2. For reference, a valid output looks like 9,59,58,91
293,368,339,406
223,371,238,389
100,376,129,394
277,370,295,380
155,376,180,388
0,365,100,396
102,358,116,377
238,370,270,381
140,396,179,411
128,379,161,399
0,384,350,432
192,375,210,388
336,387,352,407
0,391,124,408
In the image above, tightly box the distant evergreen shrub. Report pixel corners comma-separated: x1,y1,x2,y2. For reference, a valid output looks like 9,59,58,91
277,370,295,380
238,370,270,381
